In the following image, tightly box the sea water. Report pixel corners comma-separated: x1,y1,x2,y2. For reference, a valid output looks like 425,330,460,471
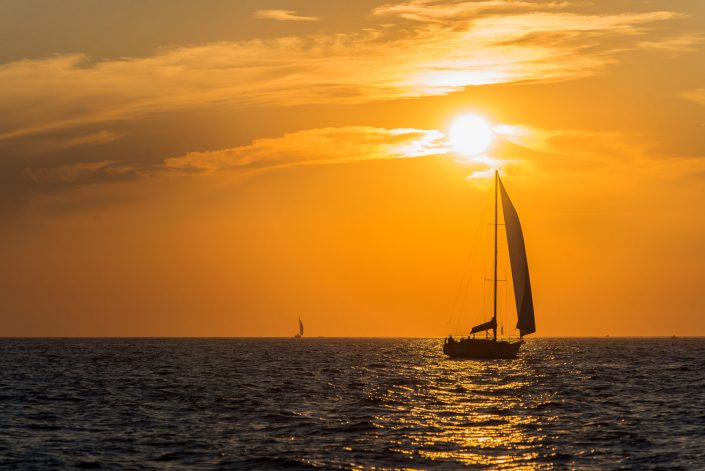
0,338,703,469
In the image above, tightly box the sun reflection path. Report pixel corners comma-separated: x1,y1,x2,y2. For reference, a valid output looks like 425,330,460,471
366,346,556,469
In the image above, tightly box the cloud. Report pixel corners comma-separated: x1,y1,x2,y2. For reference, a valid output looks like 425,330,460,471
372,0,568,22
19,126,448,194
25,118,705,195
253,9,320,22
491,123,705,188
15,125,452,215
0,1,692,150
20,121,705,224
164,126,449,174
496,124,642,164
683,88,705,107
23,130,123,155
639,34,704,52
26,160,122,184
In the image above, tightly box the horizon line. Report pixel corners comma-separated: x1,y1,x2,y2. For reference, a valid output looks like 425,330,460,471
0,335,702,339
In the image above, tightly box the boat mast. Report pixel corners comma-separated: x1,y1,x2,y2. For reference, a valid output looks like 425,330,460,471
493,169,498,341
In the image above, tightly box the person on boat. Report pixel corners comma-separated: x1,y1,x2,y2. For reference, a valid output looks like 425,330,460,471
447,335,455,344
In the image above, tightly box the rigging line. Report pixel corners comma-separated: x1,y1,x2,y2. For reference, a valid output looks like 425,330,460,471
449,211,482,332
452,183,493,334
453,197,488,332
452,216,482,332
469,185,493,328
473,186,493,332
452,226,482,334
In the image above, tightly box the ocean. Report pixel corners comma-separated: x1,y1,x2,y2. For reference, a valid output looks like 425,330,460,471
0,338,703,469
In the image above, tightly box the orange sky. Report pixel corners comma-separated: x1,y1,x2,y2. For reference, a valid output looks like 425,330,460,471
1,0,704,337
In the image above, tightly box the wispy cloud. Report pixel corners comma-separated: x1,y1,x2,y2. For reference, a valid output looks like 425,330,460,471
26,160,122,184
24,122,705,217
0,1,693,150
24,130,123,155
253,9,320,22
490,123,705,187
372,0,568,22
23,126,449,191
33,120,685,189
164,126,448,174
464,122,705,183
683,88,705,107
639,34,704,52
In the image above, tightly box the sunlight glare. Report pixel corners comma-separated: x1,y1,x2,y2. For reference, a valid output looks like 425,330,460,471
448,115,494,156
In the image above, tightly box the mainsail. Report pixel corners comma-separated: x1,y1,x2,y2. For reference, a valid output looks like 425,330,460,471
499,178,536,336
299,318,304,336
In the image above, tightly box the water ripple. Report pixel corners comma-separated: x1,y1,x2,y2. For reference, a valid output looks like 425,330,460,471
0,338,703,469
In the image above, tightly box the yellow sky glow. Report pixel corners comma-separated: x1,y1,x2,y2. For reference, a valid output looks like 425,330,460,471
0,0,704,337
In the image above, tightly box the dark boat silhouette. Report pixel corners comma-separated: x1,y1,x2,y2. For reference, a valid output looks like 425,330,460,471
443,170,535,359
294,318,304,338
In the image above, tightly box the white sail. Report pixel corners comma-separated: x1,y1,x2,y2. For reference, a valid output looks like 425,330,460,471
499,178,536,336
299,318,304,336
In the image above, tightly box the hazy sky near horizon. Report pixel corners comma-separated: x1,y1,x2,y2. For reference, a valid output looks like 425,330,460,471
1,0,704,336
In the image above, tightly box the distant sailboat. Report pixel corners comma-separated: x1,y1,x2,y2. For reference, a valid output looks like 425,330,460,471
443,170,535,359
294,318,304,338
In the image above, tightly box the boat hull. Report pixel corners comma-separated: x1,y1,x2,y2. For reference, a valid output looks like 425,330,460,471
443,338,523,359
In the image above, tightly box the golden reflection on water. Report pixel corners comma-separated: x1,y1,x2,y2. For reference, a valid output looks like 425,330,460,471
371,356,554,469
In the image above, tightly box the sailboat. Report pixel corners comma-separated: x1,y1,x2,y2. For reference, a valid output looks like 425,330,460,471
443,170,535,359
294,318,304,338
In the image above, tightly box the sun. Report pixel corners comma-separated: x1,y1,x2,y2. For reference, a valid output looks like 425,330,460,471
448,114,494,155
